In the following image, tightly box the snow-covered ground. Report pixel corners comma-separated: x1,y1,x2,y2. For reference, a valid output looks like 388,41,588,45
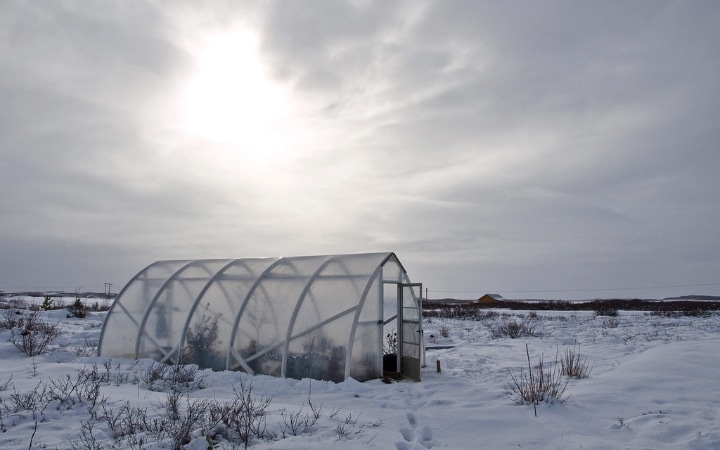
1,296,719,449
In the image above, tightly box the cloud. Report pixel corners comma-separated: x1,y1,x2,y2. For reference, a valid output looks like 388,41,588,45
1,1,719,298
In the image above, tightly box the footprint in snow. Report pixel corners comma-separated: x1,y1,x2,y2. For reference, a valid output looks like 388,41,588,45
419,425,433,447
396,410,435,449
407,412,417,428
400,426,415,442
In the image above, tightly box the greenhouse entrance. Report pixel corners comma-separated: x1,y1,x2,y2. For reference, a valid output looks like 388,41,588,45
383,281,423,381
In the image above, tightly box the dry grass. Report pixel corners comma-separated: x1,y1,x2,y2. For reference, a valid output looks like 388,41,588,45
489,319,539,339
559,341,592,379
505,346,569,409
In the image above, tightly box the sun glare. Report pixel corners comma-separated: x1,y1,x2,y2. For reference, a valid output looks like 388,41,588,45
179,30,293,167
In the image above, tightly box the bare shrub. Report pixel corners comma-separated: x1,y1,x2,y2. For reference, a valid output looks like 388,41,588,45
8,382,49,412
164,396,212,450
0,307,25,329
101,401,152,443
102,378,274,449
88,299,111,312
47,373,102,409
473,309,498,320
559,342,592,379
9,311,61,356
139,360,205,392
651,309,712,318
489,318,539,339
140,361,168,388
594,306,618,317
75,338,100,357
439,324,450,338
167,360,205,392
164,392,183,421
602,317,620,328
168,378,275,449
335,412,362,441
70,419,105,450
506,346,569,409
279,384,321,439
650,310,681,318
110,361,132,386
5,370,107,416
228,380,274,448
333,411,382,442
8,297,28,310
0,375,13,391
336,421,357,440
280,406,312,437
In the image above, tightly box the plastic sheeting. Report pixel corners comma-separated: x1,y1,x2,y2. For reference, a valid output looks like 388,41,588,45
98,253,418,382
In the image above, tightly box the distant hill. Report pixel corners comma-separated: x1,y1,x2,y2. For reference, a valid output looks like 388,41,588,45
664,295,720,301
1,291,116,299
430,295,720,303
427,298,476,304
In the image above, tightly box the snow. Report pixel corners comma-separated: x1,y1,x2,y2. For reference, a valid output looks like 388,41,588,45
1,296,719,449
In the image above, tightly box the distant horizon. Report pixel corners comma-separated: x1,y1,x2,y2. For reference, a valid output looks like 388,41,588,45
4,289,720,303
426,293,720,302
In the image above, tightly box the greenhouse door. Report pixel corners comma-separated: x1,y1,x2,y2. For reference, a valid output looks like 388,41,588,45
398,283,422,381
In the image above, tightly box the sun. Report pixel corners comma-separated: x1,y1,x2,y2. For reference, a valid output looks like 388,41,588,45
178,30,294,167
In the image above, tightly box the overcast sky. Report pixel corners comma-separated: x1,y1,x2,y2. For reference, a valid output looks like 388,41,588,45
2,1,719,299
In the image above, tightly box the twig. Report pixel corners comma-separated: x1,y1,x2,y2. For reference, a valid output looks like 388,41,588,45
28,420,37,450
526,344,537,417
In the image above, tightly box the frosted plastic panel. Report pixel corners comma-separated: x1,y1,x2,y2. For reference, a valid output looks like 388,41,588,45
358,277,380,322
403,344,420,358
99,252,414,382
383,283,398,322
233,288,286,376
99,260,188,357
381,258,405,283
403,285,420,308
187,258,278,370
293,281,355,332
403,307,419,322
349,321,382,380
286,316,353,382
194,279,248,368
138,260,230,362
403,322,420,345
232,259,305,376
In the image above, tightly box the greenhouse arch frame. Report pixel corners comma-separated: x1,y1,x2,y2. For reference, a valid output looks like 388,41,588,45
99,252,424,382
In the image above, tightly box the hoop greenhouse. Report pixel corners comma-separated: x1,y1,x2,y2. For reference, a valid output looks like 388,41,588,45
98,253,424,382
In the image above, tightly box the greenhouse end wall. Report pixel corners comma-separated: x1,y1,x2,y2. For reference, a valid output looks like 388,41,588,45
98,253,418,382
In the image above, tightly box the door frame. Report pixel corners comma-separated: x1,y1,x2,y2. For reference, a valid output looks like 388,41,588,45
396,282,423,380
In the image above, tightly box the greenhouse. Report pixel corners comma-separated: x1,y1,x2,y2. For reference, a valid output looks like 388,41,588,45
98,252,424,382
